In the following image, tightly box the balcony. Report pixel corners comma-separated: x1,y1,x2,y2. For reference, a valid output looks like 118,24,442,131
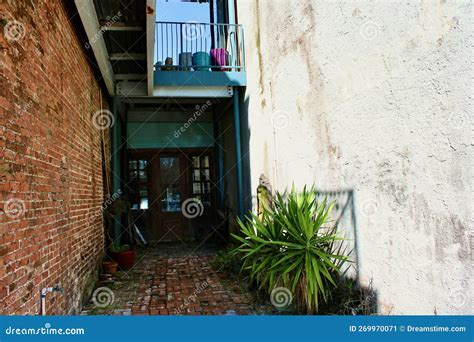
153,21,246,96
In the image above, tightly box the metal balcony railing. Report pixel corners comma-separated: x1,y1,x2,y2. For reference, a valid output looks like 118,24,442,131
155,22,245,72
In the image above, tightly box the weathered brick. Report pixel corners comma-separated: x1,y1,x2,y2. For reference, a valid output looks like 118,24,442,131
0,1,110,315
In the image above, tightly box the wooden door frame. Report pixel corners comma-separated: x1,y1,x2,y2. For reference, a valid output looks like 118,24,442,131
127,148,217,242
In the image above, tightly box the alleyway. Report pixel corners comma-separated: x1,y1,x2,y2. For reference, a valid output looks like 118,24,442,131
81,244,274,316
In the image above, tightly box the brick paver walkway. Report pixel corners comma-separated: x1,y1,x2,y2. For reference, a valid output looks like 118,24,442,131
81,244,274,315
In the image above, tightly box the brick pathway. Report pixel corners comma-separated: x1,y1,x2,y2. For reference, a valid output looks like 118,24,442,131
81,244,274,315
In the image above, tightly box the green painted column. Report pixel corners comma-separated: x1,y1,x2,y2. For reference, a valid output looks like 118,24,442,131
233,88,243,219
111,96,122,243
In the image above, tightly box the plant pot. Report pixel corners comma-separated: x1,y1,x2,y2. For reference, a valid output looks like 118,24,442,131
210,48,230,71
110,250,135,270
102,261,118,275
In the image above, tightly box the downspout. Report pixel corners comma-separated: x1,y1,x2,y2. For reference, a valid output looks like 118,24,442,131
233,89,244,219
229,0,243,218
111,95,121,243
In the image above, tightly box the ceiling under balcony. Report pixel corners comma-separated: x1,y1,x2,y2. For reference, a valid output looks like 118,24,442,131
74,0,154,96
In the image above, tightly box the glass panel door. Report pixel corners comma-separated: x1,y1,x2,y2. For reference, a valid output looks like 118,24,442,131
190,155,212,207
159,157,182,212
129,159,149,210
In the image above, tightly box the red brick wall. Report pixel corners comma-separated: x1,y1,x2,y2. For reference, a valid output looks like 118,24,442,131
0,1,110,315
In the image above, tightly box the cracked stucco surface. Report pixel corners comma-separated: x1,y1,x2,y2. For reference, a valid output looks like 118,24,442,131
237,0,472,314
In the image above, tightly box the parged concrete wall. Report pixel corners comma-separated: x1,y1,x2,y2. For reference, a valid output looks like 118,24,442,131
237,0,472,314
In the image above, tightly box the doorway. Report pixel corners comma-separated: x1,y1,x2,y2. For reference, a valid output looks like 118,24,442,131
128,149,216,242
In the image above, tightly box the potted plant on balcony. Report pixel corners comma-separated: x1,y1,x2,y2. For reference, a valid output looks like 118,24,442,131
109,243,135,270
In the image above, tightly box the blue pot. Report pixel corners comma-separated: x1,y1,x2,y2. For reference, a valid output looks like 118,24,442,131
192,52,210,71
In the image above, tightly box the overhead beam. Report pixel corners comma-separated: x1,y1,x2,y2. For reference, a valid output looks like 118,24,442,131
75,0,115,95
116,81,147,96
100,24,143,31
115,74,147,81
153,86,233,98
109,53,147,61
122,98,223,104
146,0,156,96
128,110,213,123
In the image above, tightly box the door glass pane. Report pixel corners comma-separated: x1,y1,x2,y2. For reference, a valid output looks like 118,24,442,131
160,157,180,184
160,157,181,212
140,197,149,209
202,194,211,207
193,182,201,194
161,184,181,212
202,156,209,168
192,169,200,181
129,159,149,210
202,169,210,181
189,154,212,209
192,156,200,168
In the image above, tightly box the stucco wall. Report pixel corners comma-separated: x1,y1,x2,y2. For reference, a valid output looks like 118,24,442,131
237,0,472,314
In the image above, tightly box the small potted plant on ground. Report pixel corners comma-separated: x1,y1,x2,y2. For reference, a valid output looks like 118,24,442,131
109,244,135,270
102,260,118,275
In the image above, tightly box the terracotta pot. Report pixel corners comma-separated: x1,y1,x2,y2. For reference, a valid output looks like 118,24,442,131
102,261,118,275
110,250,135,270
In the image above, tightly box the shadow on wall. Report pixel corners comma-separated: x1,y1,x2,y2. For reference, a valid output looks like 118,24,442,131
314,189,360,279
237,91,378,313
314,189,378,314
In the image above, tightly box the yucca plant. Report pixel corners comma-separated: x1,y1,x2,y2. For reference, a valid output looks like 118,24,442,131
232,186,350,313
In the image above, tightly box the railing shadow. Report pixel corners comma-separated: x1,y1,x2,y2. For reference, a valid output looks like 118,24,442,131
314,189,378,314
314,189,360,281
